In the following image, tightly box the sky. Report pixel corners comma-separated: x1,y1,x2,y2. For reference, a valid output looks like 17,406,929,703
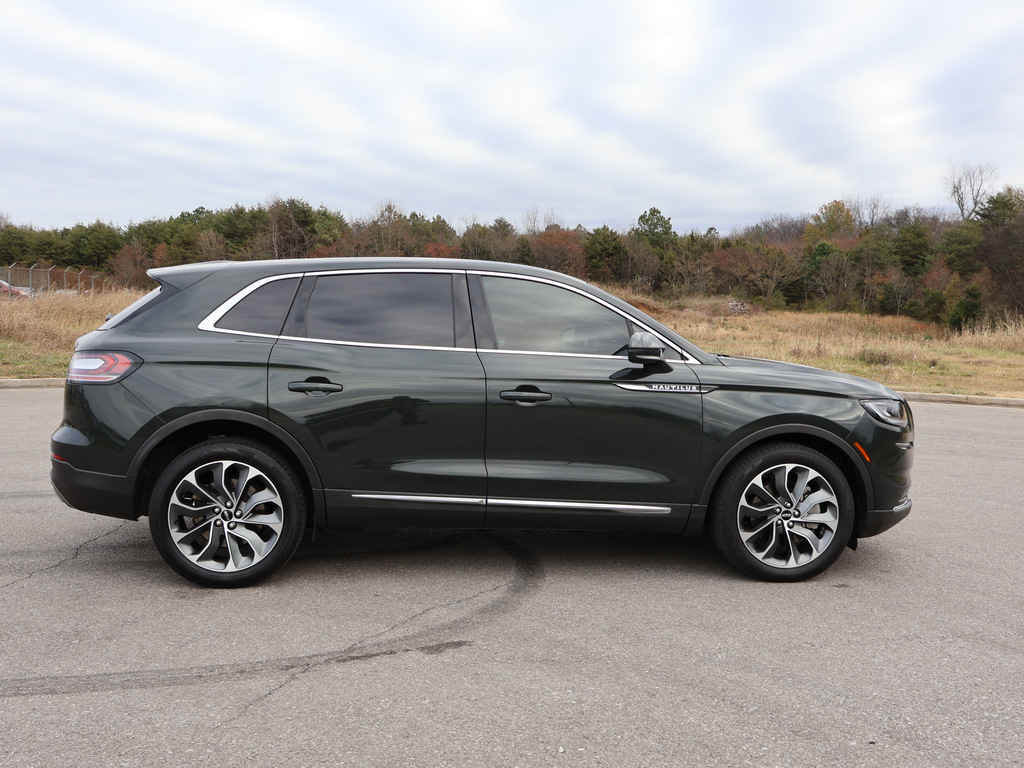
2,0,1023,235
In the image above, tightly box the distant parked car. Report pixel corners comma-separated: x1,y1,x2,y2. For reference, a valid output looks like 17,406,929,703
0,279,32,298
51,258,914,587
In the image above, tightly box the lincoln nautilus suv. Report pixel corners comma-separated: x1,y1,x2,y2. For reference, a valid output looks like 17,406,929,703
51,258,913,587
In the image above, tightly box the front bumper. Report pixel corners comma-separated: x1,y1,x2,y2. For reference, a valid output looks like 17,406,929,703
856,495,912,538
50,457,139,520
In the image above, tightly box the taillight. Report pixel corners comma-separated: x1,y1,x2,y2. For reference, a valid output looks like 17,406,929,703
67,352,140,383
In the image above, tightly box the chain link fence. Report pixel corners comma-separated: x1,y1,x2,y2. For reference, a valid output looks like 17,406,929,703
2,264,121,295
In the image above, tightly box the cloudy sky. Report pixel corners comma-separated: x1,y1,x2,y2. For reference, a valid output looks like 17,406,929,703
2,0,1023,234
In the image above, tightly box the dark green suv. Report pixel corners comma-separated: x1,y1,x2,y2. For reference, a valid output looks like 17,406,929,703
51,258,913,587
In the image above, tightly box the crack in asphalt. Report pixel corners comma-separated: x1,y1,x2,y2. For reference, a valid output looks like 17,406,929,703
214,641,474,729
0,534,541,699
0,520,130,590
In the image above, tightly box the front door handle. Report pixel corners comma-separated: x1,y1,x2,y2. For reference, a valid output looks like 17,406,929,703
289,378,344,396
500,388,553,406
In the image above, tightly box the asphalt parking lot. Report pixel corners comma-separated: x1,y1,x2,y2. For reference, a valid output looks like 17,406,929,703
1,388,1022,767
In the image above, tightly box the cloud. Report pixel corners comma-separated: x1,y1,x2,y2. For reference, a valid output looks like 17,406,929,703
2,0,1023,232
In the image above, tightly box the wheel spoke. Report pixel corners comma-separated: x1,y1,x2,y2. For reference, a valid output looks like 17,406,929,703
170,516,215,546
240,488,279,515
176,474,222,508
740,516,776,545
193,524,225,566
230,524,277,560
796,488,835,516
783,529,803,566
786,465,811,507
789,523,830,555
223,530,252,571
228,463,253,506
748,473,784,508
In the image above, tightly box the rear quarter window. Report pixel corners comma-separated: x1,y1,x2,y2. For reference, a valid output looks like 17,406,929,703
99,286,173,329
215,277,300,336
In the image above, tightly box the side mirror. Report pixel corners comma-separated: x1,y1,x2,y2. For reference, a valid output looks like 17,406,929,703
627,331,665,366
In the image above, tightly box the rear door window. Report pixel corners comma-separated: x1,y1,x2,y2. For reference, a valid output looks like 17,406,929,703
305,273,456,347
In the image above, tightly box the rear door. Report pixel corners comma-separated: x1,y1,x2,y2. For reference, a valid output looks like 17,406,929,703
268,269,487,527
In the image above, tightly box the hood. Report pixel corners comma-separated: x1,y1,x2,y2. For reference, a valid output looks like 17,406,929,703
701,354,903,401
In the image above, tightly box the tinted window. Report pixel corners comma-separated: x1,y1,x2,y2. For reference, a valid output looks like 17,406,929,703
306,273,455,347
481,276,631,356
99,286,170,329
217,278,299,335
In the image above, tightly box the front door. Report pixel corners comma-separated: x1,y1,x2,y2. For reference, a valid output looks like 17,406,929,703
470,274,704,532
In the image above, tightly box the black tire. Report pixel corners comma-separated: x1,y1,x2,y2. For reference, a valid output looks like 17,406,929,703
148,439,307,587
709,442,854,582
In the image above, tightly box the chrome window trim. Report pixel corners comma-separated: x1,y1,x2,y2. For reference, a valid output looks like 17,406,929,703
479,348,631,362
274,334,471,353
198,274,299,335
196,266,698,364
198,268,466,346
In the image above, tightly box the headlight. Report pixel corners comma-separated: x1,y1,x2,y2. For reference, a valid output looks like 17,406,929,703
861,399,909,429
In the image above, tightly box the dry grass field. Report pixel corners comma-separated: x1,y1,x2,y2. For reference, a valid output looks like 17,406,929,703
0,289,146,379
614,288,1024,399
3,287,1024,398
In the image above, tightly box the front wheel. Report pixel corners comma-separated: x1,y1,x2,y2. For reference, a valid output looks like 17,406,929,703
149,439,307,587
709,443,855,581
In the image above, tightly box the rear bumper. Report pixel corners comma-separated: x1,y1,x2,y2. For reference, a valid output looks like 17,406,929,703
50,457,139,520
857,496,911,538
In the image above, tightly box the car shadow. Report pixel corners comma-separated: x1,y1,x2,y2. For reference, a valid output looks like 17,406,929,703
289,526,738,581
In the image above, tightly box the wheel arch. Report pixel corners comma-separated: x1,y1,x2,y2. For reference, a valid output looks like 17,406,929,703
128,410,326,529
697,424,872,538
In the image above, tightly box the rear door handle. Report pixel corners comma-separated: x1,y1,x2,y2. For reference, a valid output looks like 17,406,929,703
289,379,344,396
500,389,552,405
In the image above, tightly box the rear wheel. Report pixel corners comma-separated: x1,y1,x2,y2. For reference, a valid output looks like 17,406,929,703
709,442,854,581
148,439,306,587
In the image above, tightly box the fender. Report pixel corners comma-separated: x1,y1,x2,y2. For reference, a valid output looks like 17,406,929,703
127,409,327,529
697,423,873,509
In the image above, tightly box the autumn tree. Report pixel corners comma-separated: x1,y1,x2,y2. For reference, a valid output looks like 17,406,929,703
747,244,803,304
461,218,518,262
409,212,457,256
109,236,151,287
620,233,661,289
352,201,413,258
845,195,892,231
675,229,719,294
803,200,857,244
943,161,998,220
810,252,858,311
530,226,586,277
742,213,809,244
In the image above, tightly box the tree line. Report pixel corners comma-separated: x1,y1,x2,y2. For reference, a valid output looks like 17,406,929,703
1,165,1021,330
